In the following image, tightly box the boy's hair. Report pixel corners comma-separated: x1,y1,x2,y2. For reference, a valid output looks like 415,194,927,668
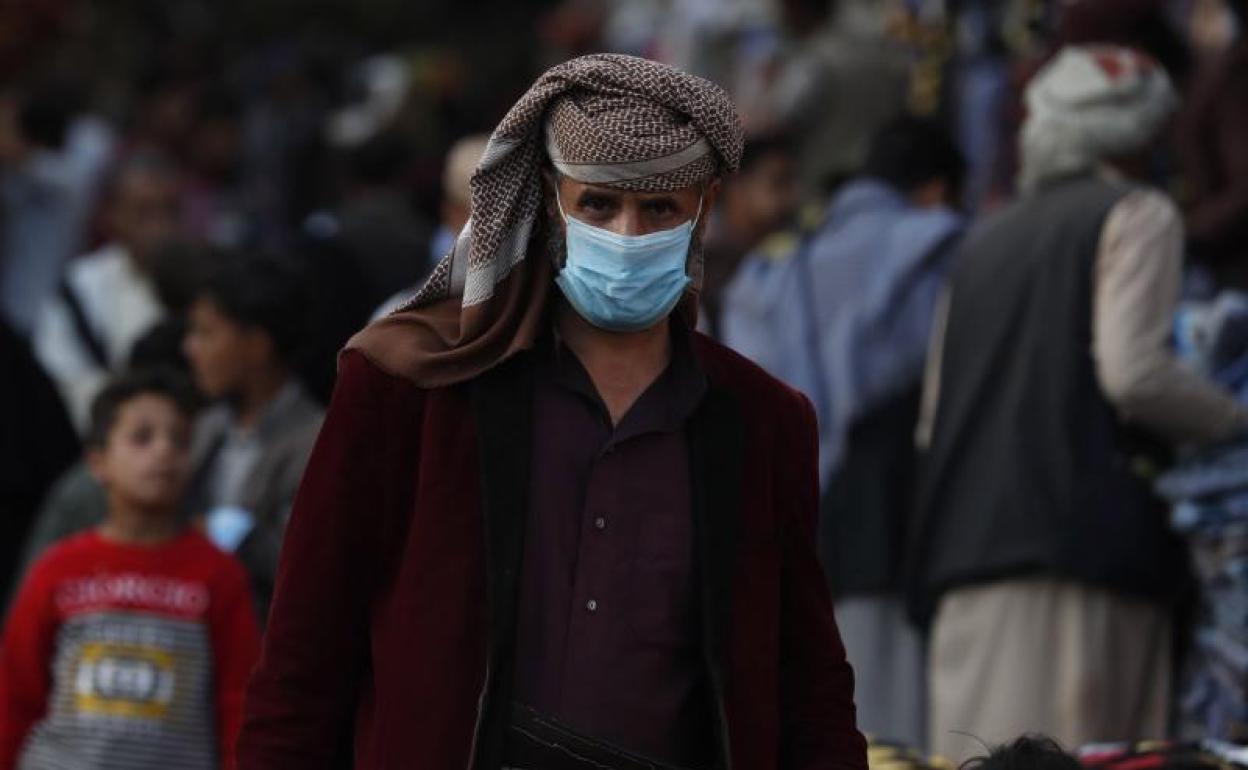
197,251,310,364
863,114,967,201
962,735,1084,770
86,368,201,449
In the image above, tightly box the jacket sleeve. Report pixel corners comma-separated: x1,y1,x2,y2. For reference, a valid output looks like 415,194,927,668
237,351,421,769
778,392,868,770
1092,190,1247,443
0,557,58,770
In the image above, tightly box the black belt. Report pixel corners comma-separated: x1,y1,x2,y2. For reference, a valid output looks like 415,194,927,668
503,702,698,770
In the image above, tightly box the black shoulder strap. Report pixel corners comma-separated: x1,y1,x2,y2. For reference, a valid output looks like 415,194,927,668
57,277,109,369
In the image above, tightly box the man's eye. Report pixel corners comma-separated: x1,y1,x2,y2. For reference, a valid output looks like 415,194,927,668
644,200,677,216
579,195,613,212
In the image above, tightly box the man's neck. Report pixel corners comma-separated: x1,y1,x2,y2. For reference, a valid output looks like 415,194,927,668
98,498,182,547
235,367,290,430
556,302,673,426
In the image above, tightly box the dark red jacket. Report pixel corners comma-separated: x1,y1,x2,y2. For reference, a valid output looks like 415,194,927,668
238,335,866,770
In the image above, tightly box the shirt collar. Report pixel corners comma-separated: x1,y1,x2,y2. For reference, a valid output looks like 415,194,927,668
539,317,708,440
225,379,306,442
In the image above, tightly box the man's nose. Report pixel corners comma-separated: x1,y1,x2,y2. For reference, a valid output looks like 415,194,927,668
606,204,647,237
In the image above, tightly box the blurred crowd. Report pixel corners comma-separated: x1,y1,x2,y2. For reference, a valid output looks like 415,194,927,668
4,0,1248,765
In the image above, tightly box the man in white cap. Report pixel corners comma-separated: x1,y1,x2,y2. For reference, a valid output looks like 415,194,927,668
910,45,1248,760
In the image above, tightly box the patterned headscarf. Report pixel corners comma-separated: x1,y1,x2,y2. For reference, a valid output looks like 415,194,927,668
349,54,744,387
1020,45,1176,191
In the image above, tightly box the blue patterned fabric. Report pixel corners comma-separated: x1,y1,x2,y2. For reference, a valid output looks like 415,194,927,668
1161,291,1248,741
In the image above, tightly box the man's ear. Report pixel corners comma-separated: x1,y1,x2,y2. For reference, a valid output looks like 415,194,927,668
696,178,723,238
540,166,563,221
703,178,723,210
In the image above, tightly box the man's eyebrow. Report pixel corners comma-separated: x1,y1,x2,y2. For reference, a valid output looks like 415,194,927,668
576,187,621,200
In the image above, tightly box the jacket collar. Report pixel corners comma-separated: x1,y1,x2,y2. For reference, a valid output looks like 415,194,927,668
687,380,744,666
470,353,536,769
190,379,319,466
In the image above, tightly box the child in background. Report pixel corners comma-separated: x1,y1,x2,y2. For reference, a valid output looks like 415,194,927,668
0,368,260,770
182,250,322,617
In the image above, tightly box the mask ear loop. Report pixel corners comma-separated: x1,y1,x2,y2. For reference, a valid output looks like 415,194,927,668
683,187,707,286
555,185,571,224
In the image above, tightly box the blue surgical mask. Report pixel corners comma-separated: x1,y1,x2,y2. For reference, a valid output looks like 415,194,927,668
554,191,700,332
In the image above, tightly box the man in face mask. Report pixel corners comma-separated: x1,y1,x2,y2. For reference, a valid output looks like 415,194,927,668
238,54,866,770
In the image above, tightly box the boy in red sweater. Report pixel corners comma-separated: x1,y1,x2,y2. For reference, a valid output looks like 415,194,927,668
0,368,260,770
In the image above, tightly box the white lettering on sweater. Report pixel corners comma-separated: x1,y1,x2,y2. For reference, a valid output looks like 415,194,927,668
55,574,209,616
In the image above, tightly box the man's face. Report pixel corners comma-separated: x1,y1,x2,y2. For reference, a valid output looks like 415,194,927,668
553,175,719,239
727,152,798,241
109,171,182,267
88,394,192,511
184,298,267,400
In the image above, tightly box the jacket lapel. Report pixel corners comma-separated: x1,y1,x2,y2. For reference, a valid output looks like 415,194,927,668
689,383,745,769
469,352,535,768
688,383,744,671
470,352,534,651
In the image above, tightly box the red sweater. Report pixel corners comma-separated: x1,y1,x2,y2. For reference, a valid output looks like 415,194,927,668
0,530,260,770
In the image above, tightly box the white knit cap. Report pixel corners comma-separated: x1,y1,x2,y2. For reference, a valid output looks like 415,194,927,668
1020,45,1177,190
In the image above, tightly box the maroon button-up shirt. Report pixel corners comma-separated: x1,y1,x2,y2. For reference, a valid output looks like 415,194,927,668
513,326,714,767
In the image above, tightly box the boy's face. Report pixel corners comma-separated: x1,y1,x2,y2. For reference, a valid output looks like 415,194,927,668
88,394,192,510
184,297,270,400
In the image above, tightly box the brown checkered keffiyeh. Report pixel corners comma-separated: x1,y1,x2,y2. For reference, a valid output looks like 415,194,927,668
348,54,743,387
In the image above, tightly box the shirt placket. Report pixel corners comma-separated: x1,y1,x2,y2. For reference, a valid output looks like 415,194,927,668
559,435,623,711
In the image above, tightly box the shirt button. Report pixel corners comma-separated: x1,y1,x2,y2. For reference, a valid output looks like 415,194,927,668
586,599,599,612
594,517,607,531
